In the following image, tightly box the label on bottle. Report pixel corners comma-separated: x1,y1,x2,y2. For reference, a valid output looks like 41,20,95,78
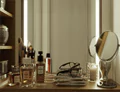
14,75,20,83
23,71,29,79
22,57,31,64
46,58,48,72
38,66,44,74
48,59,51,73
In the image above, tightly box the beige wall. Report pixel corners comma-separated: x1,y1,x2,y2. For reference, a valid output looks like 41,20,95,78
113,0,120,84
87,0,96,63
102,0,113,32
87,0,95,40
42,0,51,57
28,0,34,45
15,0,22,66
33,0,42,57
27,0,90,72
50,0,88,72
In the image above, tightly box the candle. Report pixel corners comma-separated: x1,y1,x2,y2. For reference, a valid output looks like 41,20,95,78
90,65,97,81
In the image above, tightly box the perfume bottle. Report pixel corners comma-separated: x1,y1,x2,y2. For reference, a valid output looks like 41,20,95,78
20,64,34,87
8,65,20,86
8,72,14,86
36,51,45,84
20,55,34,87
11,65,20,84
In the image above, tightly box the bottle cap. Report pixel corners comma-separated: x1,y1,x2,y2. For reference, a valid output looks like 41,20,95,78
38,51,43,62
46,53,50,58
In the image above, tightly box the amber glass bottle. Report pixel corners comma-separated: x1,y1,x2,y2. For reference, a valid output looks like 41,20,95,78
36,51,45,84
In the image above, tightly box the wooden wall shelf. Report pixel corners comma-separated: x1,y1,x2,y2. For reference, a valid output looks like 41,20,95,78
0,46,12,49
0,0,15,71
0,8,13,17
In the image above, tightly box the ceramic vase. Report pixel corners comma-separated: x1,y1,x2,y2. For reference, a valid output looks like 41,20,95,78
0,25,9,45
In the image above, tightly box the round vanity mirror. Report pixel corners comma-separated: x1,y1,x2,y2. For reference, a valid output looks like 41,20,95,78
88,36,96,58
96,31,119,61
96,31,119,88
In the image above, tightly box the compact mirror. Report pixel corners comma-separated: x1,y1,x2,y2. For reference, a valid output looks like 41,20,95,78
88,36,96,58
96,31,119,61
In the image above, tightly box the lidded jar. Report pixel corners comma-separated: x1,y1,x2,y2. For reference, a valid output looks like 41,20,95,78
0,25,9,45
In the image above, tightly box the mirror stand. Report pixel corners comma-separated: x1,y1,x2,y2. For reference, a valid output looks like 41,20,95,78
97,60,117,88
89,31,119,88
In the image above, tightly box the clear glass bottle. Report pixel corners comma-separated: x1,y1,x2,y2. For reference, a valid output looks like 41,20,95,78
11,65,20,85
8,72,14,86
36,51,45,84
20,55,34,87
20,64,34,87
87,62,98,81
8,65,20,86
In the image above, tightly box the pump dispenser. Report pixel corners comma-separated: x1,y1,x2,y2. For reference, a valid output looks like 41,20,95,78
36,51,45,84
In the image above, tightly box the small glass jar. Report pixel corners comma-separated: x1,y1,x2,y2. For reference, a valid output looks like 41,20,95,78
87,62,98,81
8,65,20,86
8,72,14,86
11,65,20,84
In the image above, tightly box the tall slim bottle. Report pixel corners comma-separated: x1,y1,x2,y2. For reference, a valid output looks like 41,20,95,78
46,53,51,73
36,51,45,84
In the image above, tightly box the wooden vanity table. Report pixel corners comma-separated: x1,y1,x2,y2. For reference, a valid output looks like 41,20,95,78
0,80,120,92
